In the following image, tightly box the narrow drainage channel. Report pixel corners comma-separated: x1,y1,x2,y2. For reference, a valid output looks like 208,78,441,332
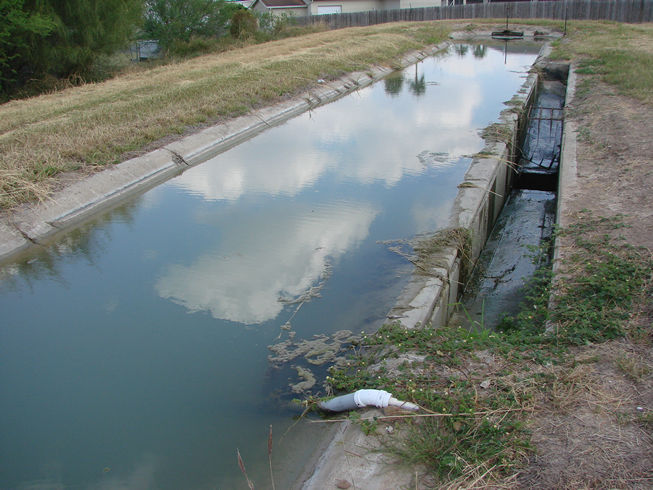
453,63,568,330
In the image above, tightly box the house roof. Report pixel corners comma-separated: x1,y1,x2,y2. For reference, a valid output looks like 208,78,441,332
257,0,307,7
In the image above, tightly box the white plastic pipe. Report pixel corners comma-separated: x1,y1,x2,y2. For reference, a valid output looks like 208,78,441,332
388,397,420,411
319,389,419,412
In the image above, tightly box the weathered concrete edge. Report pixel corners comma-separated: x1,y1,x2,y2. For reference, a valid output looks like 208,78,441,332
544,62,578,333
384,45,548,332
553,63,578,252
0,42,448,263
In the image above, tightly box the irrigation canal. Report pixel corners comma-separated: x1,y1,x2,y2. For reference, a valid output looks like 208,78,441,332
0,42,541,489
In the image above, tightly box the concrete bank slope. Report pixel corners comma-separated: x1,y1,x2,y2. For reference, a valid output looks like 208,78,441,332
300,42,571,490
0,42,448,263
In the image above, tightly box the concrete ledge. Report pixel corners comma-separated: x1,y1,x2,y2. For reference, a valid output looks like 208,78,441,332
545,63,578,333
555,63,578,233
0,220,28,258
301,415,416,489
2,149,179,257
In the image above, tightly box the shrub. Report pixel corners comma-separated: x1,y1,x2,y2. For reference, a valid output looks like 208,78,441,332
230,9,257,39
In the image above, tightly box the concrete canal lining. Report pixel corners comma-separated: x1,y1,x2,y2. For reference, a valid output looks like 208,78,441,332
0,33,568,488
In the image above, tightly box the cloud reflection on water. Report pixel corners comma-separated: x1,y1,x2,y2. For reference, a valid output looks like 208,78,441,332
155,45,530,324
167,73,484,201
155,203,377,324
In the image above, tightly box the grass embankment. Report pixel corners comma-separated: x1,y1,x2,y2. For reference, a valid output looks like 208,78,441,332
322,21,653,487
0,22,449,209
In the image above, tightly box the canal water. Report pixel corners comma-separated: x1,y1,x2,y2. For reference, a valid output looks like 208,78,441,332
0,42,540,489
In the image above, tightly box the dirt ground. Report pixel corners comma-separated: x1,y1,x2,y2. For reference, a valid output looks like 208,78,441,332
513,80,653,488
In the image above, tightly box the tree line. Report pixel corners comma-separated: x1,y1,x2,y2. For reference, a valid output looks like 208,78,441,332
0,0,267,100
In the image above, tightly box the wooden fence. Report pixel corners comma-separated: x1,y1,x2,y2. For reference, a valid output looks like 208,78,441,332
293,0,652,29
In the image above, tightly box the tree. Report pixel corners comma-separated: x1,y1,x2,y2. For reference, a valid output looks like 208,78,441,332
454,44,469,57
1,0,143,98
472,44,487,59
144,0,229,49
29,0,144,78
383,72,404,97
229,9,257,39
0,0,55,95
408,64,426,97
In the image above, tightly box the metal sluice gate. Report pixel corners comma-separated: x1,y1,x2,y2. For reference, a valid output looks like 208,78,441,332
521,105,564,170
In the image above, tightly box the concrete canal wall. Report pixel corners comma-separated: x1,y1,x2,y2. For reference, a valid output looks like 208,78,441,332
387,44,559,331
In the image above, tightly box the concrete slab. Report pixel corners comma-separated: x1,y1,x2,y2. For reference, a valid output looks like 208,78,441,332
0,219,29,260
301,417,415,490
165,98,312,166
545,64,578,333
556,65,579,231
9,149,178,244
401,276,444,327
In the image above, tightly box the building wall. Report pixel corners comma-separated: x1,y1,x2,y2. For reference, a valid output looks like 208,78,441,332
307,0,445,15
398,0,442,8
308,0,400,15
251,3,308,15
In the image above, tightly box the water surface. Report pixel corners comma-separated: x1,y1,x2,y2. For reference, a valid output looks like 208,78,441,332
0,42,539,489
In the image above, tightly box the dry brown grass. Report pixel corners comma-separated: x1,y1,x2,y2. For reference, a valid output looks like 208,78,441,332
514,341,653,490
0,22,451,209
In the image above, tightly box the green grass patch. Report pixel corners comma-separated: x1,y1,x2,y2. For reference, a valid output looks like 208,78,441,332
551,21,653,103
550,213,652,344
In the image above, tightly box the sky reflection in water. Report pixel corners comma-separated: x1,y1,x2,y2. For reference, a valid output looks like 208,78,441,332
154,43,536,326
